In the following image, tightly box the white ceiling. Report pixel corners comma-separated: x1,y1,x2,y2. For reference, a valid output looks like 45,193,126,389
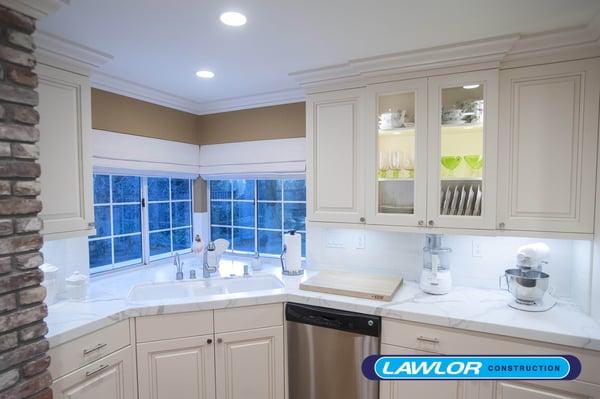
39,0,600,113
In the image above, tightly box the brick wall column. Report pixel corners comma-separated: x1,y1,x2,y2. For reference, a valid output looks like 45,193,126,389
0,5,51,399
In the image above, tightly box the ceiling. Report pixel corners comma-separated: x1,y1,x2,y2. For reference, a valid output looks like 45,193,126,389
38,0,600,113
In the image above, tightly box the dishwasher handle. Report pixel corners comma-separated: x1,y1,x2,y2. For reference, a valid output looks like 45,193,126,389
286,303,380,337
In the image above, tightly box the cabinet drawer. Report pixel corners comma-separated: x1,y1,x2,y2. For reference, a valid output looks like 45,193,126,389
136,310,213,342
214,303,283,333
382,318,600,384
49,320,130,379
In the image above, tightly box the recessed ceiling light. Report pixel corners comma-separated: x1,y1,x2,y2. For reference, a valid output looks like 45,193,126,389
220,11,247,26
463,84,480,89
196,70,215,79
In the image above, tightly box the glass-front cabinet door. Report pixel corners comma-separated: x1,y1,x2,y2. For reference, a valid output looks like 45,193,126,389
427,70,498,229
366,78,428,226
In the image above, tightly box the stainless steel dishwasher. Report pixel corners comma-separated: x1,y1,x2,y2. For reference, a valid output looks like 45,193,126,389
286,303,380,399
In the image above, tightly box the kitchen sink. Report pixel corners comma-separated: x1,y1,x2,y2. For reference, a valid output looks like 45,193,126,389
127,275,284,303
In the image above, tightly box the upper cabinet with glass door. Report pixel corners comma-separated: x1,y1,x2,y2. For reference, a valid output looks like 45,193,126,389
366,79,428,226
427,70,498,229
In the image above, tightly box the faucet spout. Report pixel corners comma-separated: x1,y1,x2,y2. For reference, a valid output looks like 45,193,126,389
174,253,184,280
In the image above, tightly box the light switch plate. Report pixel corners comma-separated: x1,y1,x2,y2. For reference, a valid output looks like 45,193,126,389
472,239,483,257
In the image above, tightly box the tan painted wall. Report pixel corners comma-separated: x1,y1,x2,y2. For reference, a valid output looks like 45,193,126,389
91,89,198,144
196,102,306,145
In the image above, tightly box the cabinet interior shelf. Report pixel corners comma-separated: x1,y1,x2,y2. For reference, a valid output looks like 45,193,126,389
378,127,415,136
378,177,482,182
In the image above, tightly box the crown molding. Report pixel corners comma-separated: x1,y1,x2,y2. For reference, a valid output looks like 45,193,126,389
290,13,600,89
34,30,113,75
92,70,304,115
0,0,68,19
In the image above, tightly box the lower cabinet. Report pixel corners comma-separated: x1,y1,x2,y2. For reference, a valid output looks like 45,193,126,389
52,346,136,399
137,335,216,399
215,326,284,399
380,319,600,399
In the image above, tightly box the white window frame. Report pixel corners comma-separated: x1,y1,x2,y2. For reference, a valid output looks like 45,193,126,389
208,178,306,258
89,174,193,274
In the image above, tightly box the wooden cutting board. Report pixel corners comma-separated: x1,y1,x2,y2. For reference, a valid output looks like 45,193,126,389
299,270,403,301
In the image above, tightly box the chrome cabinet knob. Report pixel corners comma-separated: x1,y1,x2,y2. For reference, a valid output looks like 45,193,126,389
428,220,434,227
417,220,424,226
359,217,366,223
207,338,212,344
217,338,223,344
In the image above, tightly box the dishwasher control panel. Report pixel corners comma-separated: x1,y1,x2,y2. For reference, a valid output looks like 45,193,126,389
286,302,380,337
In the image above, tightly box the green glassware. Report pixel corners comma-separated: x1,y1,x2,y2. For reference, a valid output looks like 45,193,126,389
464,155,484,177
440,156,462,176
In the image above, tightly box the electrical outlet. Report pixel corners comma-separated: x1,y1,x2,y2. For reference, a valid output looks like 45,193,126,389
472,239,483,257
355,231,365,249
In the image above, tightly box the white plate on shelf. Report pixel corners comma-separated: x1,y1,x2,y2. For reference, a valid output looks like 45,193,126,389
465,185,474,216
474,186,482,216
442,186,451,215
458,186,467,216
450,185,459,215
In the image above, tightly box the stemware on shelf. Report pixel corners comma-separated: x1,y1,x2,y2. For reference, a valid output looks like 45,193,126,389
440,155,462,177
378,151,390,179
390,151,403,179
464,154,484,177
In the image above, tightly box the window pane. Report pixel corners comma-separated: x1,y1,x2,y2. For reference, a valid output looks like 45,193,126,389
93,175,110,204
211,226,231,242
148,177,169,201
210,201,231,225
233,228,254,252
111,176,140,203
113,204,141,235
233,202,254,227
148,203,170,231
172,201,191,227
210,180,231,200
258,230,282,255
171,179,191,200
232,180,254,200
283,179,306,201
114,234,142,263
92,206,111,238
173,228,191,251
150,230,171,256
89,239,112,268
258,203,282,229
258,180,281,201
283,203,306,231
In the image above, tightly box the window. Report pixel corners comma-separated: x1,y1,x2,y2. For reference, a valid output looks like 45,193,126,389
88,174,193,273
209,179,306,257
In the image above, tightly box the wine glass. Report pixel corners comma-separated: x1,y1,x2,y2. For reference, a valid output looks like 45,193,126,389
378,151,390,179
402,156,415,178
390,151,403,179
440,156,462,177
464,155,483,177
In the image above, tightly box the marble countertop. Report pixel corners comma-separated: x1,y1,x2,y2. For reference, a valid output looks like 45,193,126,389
45,256,600,351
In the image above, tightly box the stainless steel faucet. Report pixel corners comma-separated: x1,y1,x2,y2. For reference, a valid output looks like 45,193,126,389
203,242,218,278
174,253,184,280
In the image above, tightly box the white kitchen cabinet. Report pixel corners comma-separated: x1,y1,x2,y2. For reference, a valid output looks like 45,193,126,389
215,326,284,399
52,346,136,399
426,70,499,230
37,63,94,239
366,78,428,227
494,380,600,399
306,88,366,224
137,335,216,399
497,59,600,234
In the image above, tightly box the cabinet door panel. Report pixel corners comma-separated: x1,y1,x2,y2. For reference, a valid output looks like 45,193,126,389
215,326,284,399
307,89,365,223
137,335,216,399
498,59,600,233
37,63,94,238
52,346,135,399
495,381,600,399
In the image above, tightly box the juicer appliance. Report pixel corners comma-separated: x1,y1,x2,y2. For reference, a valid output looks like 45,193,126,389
420,234,452,295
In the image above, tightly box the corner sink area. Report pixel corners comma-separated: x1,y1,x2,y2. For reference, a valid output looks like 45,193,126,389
127,275,285,304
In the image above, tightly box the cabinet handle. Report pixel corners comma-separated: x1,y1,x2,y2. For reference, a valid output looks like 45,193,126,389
418,220,424,226
83,343,107,355
428,220,434,227
417,336,440,344
359,217,366,223
207,338,212,344
217,338,223,344
85,364,109,377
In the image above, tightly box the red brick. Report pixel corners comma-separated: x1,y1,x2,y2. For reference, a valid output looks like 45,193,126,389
0,370,51,398
0,257,11,274
0,181,10,196
21,355,50,378
0,339,48,371
0,332,17,352
0,124,39,142
15,253,42,270
0,368,18,392
0,198,42,216
0,160,40,178
0,45,34,67
10,105,38,125
7,65,38,88
0,6,35,34
11,143,38,160
0,303,47,333
18,286,45,305
18,322,47,342
0,219,13,236
26,387,52,399
0,293,15,312
7,29,34,52
0,269,42,294
12,181,40,197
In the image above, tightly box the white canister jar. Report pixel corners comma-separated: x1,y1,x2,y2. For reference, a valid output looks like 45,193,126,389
40,263,59,305
65,271,88,301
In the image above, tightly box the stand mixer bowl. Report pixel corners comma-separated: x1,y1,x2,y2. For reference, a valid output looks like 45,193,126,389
504,268,550,304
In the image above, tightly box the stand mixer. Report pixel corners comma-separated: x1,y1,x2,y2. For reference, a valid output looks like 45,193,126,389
503,243,556,312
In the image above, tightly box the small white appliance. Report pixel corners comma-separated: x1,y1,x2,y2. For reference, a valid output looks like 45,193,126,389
420,234,452,295
280,230,303,276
